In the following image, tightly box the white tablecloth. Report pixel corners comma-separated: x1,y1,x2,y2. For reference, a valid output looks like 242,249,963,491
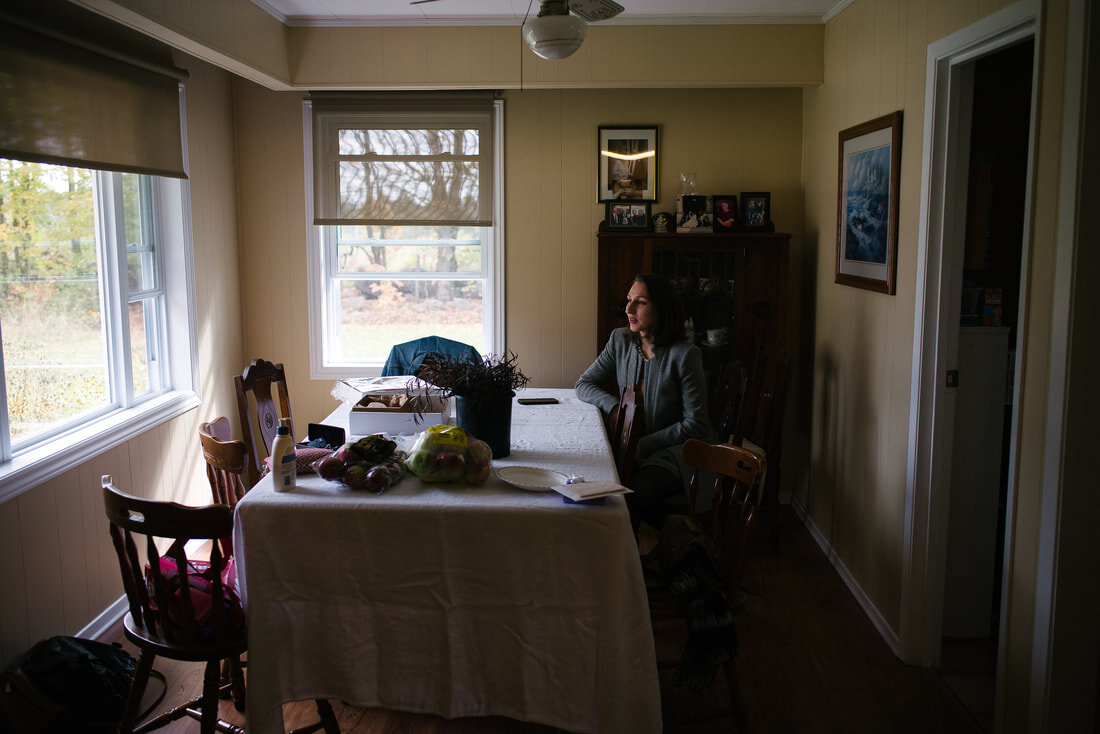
233,388,661,734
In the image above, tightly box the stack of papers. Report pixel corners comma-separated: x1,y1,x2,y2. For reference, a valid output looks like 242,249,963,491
331,376,439,406
551,480,632,503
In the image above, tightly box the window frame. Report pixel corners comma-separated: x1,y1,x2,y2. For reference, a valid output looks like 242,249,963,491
304,98,505,379
0,167,200,502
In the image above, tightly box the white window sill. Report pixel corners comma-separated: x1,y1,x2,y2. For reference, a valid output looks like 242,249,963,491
0,390,201,503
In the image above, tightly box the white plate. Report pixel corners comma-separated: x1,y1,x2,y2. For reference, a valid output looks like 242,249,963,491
496,466,570,492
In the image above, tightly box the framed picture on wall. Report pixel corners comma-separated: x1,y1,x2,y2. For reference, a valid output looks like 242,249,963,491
835,111,902,294
605,202,651,230
598,126,658,201
712,195,738,231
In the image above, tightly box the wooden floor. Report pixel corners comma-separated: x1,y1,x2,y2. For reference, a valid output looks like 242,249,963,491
102,506,980,733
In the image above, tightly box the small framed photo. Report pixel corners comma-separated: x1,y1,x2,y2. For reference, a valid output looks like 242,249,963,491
712,195,739,231
598,126,658,201
740,192,771,229
605,202,651,230
676,194,711,233
835,111,902,294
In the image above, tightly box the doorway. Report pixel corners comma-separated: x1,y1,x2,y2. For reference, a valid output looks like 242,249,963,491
937,39,1033,734
899,0,1039,724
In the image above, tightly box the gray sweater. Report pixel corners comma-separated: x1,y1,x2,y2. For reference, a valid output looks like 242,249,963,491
575,328,715,460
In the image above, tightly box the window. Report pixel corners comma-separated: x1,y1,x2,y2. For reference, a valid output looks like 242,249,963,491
0,159,198,498
306,95,504,377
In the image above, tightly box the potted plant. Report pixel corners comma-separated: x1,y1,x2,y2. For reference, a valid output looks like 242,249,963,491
408,351,530,458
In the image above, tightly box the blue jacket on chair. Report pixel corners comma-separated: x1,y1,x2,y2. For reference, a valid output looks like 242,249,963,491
381,336,482,377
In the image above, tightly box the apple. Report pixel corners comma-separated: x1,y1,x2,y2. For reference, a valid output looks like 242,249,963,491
342,463,367,489
429,452,465,482
463,457,491,484
315,454,345,480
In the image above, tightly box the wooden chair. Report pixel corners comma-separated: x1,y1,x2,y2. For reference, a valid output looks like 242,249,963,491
196,422,341,734
644,440,765,733
199,416,249,513
738,343,793,553
709,360,751,445
234,359,293,489
103,474,248,734
609,381,645,486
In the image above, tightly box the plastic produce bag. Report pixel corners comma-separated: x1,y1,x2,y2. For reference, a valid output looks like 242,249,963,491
406,425,493,484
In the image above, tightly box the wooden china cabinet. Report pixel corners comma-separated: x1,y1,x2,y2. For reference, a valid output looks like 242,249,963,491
596,227,789,388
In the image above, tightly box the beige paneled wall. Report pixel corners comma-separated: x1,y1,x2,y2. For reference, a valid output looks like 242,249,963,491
802,0,1072,725
502,88,806,390
232,83,806,426
74,1,823,92
0,54,246,669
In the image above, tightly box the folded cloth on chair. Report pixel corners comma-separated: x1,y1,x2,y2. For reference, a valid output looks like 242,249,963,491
146,555,244,640
643,514,737,693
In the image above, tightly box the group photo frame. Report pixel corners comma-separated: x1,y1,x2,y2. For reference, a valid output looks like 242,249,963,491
605,201,651,230
740,191,771,230
598,126,658,202
835,111,902,294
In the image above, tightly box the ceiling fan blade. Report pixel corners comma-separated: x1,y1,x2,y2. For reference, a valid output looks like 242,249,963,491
567,0,624,22
410,0,443,5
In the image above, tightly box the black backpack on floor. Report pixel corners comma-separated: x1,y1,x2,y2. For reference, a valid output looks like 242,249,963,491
0,635,145,734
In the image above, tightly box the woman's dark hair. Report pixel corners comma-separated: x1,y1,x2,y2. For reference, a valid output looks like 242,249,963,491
632,273,686,347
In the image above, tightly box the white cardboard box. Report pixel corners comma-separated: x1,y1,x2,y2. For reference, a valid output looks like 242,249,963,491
349,394,449,436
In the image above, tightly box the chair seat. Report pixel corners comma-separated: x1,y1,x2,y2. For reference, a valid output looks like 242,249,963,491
122,613,248,664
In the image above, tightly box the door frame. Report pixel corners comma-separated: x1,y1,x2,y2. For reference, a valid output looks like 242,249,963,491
900,0,1039,670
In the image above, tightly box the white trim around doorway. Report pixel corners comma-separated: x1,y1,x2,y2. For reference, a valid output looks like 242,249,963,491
901,0,1038,676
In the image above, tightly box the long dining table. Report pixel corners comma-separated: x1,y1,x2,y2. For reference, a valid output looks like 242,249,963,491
232,387,662,734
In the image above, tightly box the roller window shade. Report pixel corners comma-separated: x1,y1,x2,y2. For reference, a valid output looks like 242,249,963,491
312,93,495,227
0,18,186,179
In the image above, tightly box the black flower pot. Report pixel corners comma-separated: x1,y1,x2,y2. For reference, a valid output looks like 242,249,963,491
454,392,514,458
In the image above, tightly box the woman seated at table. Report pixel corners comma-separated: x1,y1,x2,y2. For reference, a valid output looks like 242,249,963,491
575,273,716,532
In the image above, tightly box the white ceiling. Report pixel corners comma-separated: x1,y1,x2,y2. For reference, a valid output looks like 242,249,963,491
250,0,849,27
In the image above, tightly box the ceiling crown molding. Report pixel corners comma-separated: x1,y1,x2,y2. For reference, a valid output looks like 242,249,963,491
250,0,855,27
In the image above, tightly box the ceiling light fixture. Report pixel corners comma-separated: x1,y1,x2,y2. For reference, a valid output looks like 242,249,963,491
522,0,586,60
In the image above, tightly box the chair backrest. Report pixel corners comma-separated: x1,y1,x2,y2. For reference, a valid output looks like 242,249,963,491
381,336,482,377
682,439,766,600
610,382,645,485
743,343,793,456
102,475,238,649
709,360,750,444
234,358,292,488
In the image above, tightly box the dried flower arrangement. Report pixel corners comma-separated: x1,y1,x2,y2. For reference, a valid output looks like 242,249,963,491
407,351,531,405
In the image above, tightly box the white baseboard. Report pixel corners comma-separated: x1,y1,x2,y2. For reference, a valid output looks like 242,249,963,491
790,498,904,658
79,595,128,641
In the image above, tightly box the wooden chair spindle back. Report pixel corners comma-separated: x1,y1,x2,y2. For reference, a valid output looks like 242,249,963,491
234,358,292,488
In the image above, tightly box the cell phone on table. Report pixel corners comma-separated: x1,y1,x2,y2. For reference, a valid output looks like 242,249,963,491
307,422,346,447
517,397,559,405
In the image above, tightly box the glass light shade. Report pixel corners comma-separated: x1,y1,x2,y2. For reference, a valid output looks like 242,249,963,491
521,14,587,60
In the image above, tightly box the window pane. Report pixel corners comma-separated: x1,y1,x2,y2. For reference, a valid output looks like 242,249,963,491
338,128,479,156
0,159,110,444
335,279,483,362
339,224,483,242
129,299,152,396
338,160,480,221
338,243,482,275
123,174,156,293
